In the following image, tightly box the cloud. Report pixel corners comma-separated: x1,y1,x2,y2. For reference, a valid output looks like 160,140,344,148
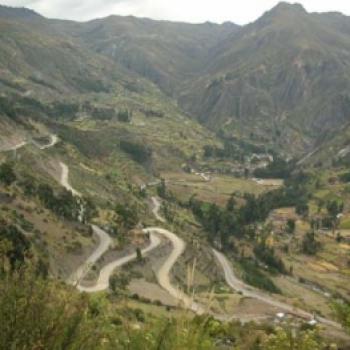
1,0,350,24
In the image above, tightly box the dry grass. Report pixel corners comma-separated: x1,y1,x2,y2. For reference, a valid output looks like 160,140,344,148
162,172,268,205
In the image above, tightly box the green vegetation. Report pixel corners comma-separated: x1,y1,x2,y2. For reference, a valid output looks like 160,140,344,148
0,261,332,350
334,302,350,335
115,203,139,231
117,109,132,123
254,158,293,179
301,231,321,256
239,258,281,294
253,241,287,275
120,140,153,165
0,162,16,186
1,4,350,348
0,222,30,270
188,171,312,246
339,171,350,183
286,219,296,234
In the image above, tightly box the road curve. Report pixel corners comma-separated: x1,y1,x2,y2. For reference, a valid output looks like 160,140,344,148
69,225,113,286
0,134,59,152
59,162,113,286
145,226,204,314
36,134,59,150
213,249,341,329
73,193,204,316
78,233,161,292
59,163,341,327
59,162,81,197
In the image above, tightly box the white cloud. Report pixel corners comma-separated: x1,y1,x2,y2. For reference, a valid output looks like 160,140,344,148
1,0,350,24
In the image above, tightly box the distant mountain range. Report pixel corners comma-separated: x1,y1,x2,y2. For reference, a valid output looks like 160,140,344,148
2,2,350,160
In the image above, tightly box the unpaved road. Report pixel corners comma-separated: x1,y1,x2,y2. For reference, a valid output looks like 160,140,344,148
71,192,204,316
78,233,161,292
147,226,204,314
213,249,342,329
0,134,59,152
0,140,28,152
59,162,81,197
29,148,345,329
69,225,113,286
58,162,113,286
36,134,59,150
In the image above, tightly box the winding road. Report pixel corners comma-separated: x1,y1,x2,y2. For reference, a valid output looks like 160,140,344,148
213,249,341,329
36,134,59,150
77,233,161,292
61,162,342,328
58,162,113,286
0,134,59,152
59,165,203,311
1,131,345,330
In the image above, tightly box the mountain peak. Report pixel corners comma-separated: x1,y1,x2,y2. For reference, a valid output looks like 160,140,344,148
0,5,42,20
255,2,308,27
270,2,307,15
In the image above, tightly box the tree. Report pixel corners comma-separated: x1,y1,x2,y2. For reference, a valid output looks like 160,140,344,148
226,195,236,212
115,203,139,229
327,200,343,218
262,328,325,350
136,247,143,262
302,231,320,255
109,273,129,294
326,200,343,235
120,139,152,164
0,162,16,186
0,224,30,269
157,179,167,199
296,202,309,217
0,268,103,350
334,302,350,334
286,219,296,234
117,109,132,123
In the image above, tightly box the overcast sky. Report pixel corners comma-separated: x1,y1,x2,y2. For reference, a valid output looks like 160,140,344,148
1,0,350,24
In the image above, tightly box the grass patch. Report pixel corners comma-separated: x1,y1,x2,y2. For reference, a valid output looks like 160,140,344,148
340,217,350,229
239,258,281,294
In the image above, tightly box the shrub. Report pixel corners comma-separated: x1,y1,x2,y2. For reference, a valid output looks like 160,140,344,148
0,162,16,186
120,140,152,164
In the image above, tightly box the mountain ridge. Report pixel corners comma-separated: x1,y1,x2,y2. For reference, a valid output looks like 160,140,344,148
2,2,350,160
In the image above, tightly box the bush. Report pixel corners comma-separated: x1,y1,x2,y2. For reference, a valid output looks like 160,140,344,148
117,109,132,122
0,268,103,350
339,172,350,183
239,258,281,294
0,163,16,186
253,242,287,274
120,140,152,164
302,231,321,255
0,224,30,269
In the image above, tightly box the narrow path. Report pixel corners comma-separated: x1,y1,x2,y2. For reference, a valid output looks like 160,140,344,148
213,249,342,329
0,134,59,152
69,225,112,286
59,162,81,197
78,233,161,292
36,134,59,150
58,162,113,286
148,226,204,314
53,158,344,329
62,174,203,313
0,141,28,152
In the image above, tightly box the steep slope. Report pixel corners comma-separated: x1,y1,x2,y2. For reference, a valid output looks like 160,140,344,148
52,16,238,95
0,6,136,99
179,3,350,156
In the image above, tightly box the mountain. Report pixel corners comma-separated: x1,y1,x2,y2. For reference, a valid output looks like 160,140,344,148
3,2,350,160
51,16,239,94
179,3,350,156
